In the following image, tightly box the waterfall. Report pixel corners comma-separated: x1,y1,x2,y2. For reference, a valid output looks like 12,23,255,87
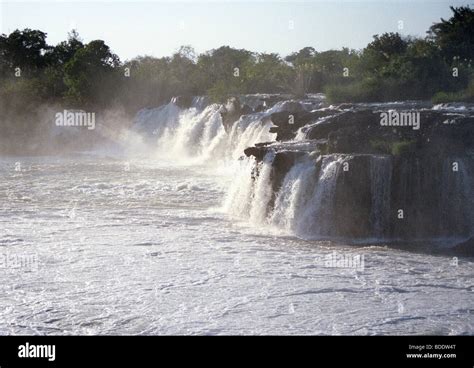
129,97,474,246
157,104,225,158
226,114,275,161
131,100,275,163
294,155,343,238
223,152,276,224
369,155,392,240
224,151,473,243
248,152,276,224
222,157,257,218
225,154,345,239
224,153,345,238
133,102,182,139
268,158,318,232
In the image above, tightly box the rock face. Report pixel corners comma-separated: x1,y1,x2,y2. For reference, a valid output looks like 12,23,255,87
220,95,325,134
268,107,474,155
241,102,474,254
268,109,335,141
219,97,253,132
453,237,474,256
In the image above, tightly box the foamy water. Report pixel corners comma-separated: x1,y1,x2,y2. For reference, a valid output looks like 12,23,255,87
1,97,473,335
0,156,473,335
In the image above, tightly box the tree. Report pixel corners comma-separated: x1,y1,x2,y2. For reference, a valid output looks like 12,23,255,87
244,53,293,93
168,46,199,96
285,47,316,65
197,46,254,101
428,6,474,63
284,47,319,95
47,30,84,66
363,32,408,72
121,56,174,110
63,40,120,106
0,29,50,75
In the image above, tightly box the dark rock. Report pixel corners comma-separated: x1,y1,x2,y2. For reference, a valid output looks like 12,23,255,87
220,97,254,132
243,141,474,245
335,103,354,110
244,146,266,161
240,101,474,252
254,104,267,112
241,104,253,115
171,95,194,109
302,110,474,156
268,109,337,141
452,237,474,256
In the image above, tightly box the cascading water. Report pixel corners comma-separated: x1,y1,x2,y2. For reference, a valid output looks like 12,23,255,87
224,151,474,243
131,99,275,163
4,86,474,336
295,155,343,238
225,114,275,161
269,157,318,232
223,151,276,224
225,154,347,239
369,155,392,240
247,152,276,224
130,96,474,246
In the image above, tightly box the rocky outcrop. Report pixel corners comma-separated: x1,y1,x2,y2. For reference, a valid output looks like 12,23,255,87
266,108,474,155
242,104,474,254
239,94,294,111
453,237,474,256
147,95,474,254
311,110,474,156
267,109,336,141
219,97,253,132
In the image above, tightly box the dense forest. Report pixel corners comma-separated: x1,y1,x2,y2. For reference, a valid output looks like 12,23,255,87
0,5,473,150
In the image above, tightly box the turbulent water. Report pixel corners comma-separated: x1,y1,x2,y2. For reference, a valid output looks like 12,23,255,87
1,98,473,335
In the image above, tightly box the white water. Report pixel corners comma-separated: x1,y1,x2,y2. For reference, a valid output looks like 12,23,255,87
226,154,347,239
270,157,318,232
233,154,345,238
132,101,275,163
1,155,473,335
1,101,473,335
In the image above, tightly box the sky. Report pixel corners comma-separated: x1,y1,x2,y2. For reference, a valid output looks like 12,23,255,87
0,0,472,60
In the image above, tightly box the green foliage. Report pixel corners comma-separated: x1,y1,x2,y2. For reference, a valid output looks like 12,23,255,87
432,79,474,103
428,6,474,63
0,29,50,75
46,30,84,67
63,40,120,107
370,139,416,156
243,53,293,94
364,33,408,64
325,78,380,103
0,4,473,137
391,140,417,155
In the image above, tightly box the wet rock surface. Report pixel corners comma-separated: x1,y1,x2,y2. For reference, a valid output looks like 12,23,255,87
241,100,474,254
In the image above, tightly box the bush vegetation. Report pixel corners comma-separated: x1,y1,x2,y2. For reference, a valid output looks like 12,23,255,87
0,5,473,147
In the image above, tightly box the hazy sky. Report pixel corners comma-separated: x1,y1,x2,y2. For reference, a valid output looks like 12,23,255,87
0,1,471,60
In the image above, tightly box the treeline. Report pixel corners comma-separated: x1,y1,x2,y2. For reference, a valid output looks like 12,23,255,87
0,5,473,119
